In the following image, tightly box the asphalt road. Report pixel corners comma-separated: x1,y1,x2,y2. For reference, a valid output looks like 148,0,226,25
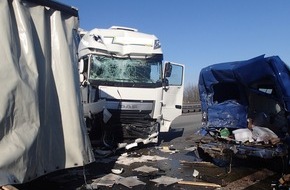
17,113,286,190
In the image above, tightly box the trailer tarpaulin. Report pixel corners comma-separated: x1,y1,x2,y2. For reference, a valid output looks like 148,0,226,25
0,0,94,185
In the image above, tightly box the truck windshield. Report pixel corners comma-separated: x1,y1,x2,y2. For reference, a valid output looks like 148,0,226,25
89,55,162,85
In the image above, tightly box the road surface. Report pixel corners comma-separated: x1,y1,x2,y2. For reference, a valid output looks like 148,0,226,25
17,113,285,190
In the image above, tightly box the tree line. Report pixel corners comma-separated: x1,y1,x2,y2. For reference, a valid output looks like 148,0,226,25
183,83,200,103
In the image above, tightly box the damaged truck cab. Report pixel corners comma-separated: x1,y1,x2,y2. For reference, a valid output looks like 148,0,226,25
78,26,184,149
198,55,290,161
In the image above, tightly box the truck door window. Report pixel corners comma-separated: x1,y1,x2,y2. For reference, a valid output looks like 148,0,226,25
167,64,183,86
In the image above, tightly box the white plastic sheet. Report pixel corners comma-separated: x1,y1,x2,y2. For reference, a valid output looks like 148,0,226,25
0,0,94,185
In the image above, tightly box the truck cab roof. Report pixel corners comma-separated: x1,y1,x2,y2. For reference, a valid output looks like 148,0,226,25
78,26,162,58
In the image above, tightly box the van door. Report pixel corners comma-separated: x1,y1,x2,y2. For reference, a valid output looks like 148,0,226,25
160,62,184,132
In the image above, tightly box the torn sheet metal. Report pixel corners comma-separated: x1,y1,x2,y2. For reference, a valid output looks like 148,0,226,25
206,100,248,129
124,132,159,150
91,173,123,187
117,176,146,188
150,176,182,186
199,141,287,159
133,165,159,173
91,174,145,188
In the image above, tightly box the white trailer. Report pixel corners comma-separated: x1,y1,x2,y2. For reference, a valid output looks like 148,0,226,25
0,0,94,186
78,26,184,149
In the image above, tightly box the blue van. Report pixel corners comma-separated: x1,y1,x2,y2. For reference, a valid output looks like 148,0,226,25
198,55,290,160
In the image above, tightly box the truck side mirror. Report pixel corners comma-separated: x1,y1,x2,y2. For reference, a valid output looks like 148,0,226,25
162,78,169,87
164,62,172,78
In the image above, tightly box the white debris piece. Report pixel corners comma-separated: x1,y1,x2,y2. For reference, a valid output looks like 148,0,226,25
232,128,253,143
156,146,179,154
252,125,278,143
91,173,123,187
150,176,183,186
184,146,197,151
141,155,168,161
117,176,146,188
192,169,199,177
126,142,138,150
116,154,167,166
111,168,124,174
133,165,159,173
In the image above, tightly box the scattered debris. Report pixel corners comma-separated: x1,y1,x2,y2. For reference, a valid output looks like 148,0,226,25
180,160,217,168
178,180,221,188
125,142,138,150
117,176,146,188
91,173,146,188
150,176,182,186
200,175,227,187
116,153,167,166
91,173,123,188
184,146,197,151
133,165,159,173
156,145,179,154
192,169,199,178
111,168,124,174
279,174,290,185
232,128,253,143
1,185,18,190
223,168,275,190
252,125,278,143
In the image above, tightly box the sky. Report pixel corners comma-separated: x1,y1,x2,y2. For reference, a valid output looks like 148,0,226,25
60,0,290,85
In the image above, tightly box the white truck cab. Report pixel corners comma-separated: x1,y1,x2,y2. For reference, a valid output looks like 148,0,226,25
78,26,184,149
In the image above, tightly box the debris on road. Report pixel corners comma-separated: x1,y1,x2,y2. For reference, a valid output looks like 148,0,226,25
133,165,159,173
1,186,18,190
91,173,123,188
223,168,275,190
180,160,217,168
150,176,182,186
111,168,124,174
90,173,146,189
117,176,146,188
155,145,179,154
116,152,167,166
192,169,199,177
178,180,221,188
184,146,197,151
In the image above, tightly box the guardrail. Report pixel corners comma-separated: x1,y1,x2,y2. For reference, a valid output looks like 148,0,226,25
182,103,201,113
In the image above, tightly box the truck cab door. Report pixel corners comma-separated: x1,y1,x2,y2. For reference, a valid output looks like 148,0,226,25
160,62,184,132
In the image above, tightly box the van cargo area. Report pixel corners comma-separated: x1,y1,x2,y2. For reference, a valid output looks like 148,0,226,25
197,55,290,163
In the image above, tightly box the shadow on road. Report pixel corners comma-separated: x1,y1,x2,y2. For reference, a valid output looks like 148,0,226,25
158,128,184,143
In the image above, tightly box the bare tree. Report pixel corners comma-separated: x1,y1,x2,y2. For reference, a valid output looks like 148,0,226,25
183,83,200,103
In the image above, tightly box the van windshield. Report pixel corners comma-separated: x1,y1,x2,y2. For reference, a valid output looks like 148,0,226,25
89,55,162,85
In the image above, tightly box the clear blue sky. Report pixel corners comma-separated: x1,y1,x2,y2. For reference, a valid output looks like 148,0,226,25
60,0,290,85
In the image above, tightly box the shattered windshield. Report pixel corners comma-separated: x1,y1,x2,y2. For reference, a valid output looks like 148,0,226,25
89,55,162,84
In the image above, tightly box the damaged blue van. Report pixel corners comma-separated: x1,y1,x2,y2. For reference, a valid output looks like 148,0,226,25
198,55,290,160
